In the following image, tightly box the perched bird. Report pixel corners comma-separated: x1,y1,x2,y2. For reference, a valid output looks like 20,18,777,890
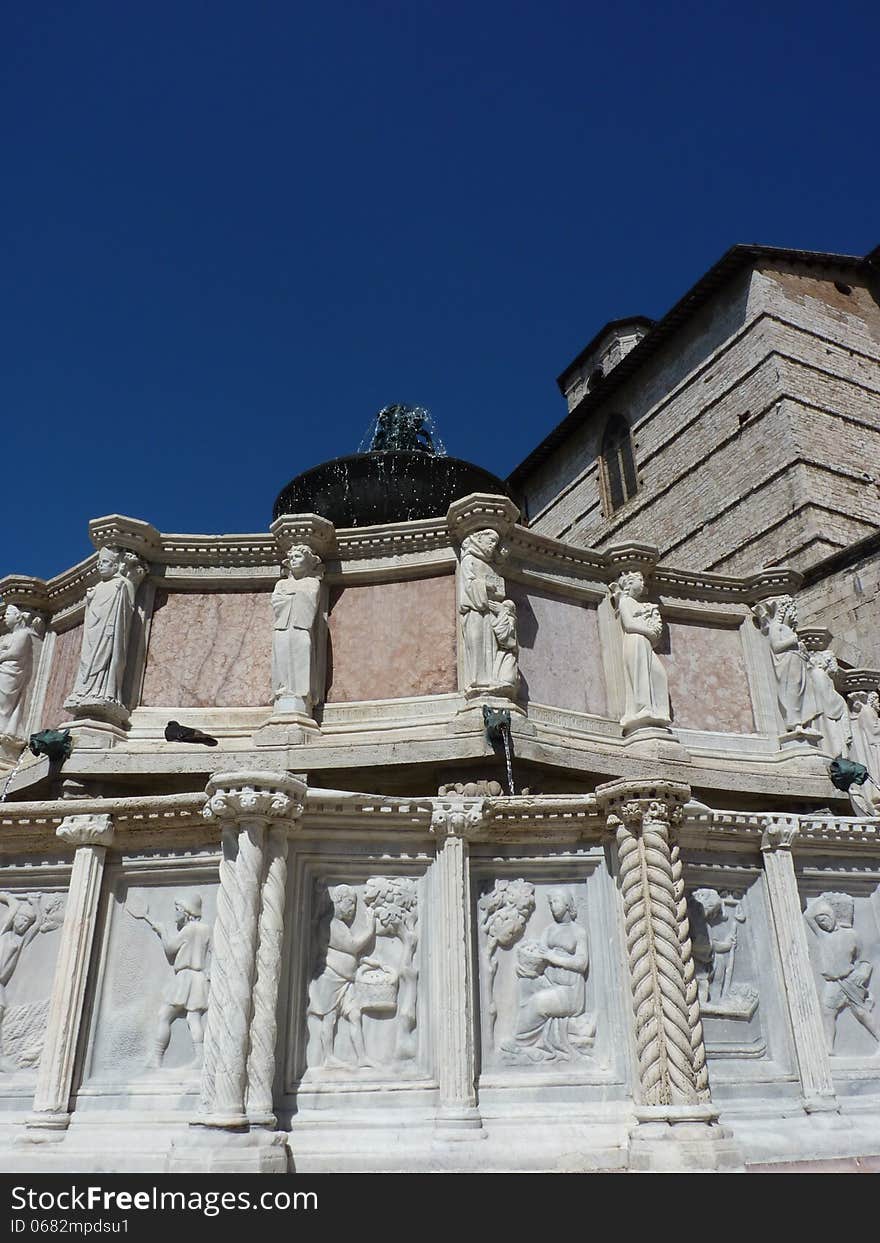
164,720,219,746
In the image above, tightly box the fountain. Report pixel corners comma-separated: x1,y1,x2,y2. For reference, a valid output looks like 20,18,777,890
273,404,512,528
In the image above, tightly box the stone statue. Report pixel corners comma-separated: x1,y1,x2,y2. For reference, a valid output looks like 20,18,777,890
809,650,853,758
850,691,880,783
307,884,378,1070
688,888,758,1020
751,596,820,733
128,892,212,1069
804,892,880,1054
0,891,64,1072
271,544,325,715
609,571,670,730
459,529,518,697
500,888,595,1062
0,607,44,744
491,598,519,690
362,876,419,1062
65,546,146,721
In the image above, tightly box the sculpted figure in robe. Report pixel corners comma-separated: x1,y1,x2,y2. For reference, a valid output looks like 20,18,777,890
751,595,820,733
271,544,325,715
65,546,146,718
809,649,852,759
500,888,595,1062
459,529,518,696
609,571,670,730
850,691,880,780
0,607,44,742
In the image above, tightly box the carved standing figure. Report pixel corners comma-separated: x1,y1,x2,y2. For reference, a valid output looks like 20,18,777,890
805,893,880,1054
752,596,820,733
65,546,146,718
809,650,852,758
0,607,43,742
307,885,377,1069
129,892,212,1069
609,571,670,729
850,691,880,781
271,544,325,715
500,888,595,1062
459,529,517,695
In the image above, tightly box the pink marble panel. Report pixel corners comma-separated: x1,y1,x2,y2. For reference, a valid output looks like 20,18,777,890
326,575,457,702
40,624,83,729
141,591,272,708
507,583,606,715
665,619,755,734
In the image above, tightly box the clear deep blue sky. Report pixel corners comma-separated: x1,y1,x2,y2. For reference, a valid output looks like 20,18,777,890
3,1,877,579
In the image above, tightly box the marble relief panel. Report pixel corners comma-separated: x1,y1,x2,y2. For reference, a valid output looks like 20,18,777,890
507,583,606,716
473,853,624,1086
0,880,67,1102
141,590,272,707
40,625,83,730
800,868,880,1065
279,857,431,1100
684,858,794,1084
82,865,218,1091
326,576,457,702
664,619,755,734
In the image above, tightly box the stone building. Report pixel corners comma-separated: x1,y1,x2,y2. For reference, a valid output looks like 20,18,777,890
0,247,878,1174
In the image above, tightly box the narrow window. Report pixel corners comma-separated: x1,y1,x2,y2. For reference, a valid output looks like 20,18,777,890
600,416,638,514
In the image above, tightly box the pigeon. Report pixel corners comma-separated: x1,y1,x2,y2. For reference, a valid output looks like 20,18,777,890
164,720,219,746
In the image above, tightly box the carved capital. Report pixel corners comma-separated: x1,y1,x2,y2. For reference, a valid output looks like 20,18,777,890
595,780,690,834
446,493,520,543
87,514,161,559
430,800,486,840
203,771,306,829
56,814,114,848
270,512,336,560
760,816,800,853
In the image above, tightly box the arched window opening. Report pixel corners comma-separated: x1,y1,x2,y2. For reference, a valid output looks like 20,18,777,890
600,416,638,514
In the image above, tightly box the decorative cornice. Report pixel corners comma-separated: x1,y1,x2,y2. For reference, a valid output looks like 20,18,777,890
595,779,691,829
0,576,51,613
604,542,660,575
202,771,307,828
88,515,161,558
446,493,520,542
841,668,880,696
430,799,486,840
797,626,834,654
56,813,114,848
270,513,336,559
334,517,450,562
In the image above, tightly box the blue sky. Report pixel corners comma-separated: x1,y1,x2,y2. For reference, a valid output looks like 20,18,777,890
3,0,877,579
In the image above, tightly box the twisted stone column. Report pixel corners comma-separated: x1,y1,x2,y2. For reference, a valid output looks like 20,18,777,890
599,783,700,1107
246,826,291,1125
760,817,837,1114
597,781,739,1169
27,814,114,1137
431,800,485,1136
198,771,304,1129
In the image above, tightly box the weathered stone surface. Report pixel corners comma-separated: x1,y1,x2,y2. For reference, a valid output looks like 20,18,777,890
665,619,755,734
141,591,272,707
326,575,456,702
507,584,606,715
40,625,83,729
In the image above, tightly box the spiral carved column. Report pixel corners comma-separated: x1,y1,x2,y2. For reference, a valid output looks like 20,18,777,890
198,771,305,1130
